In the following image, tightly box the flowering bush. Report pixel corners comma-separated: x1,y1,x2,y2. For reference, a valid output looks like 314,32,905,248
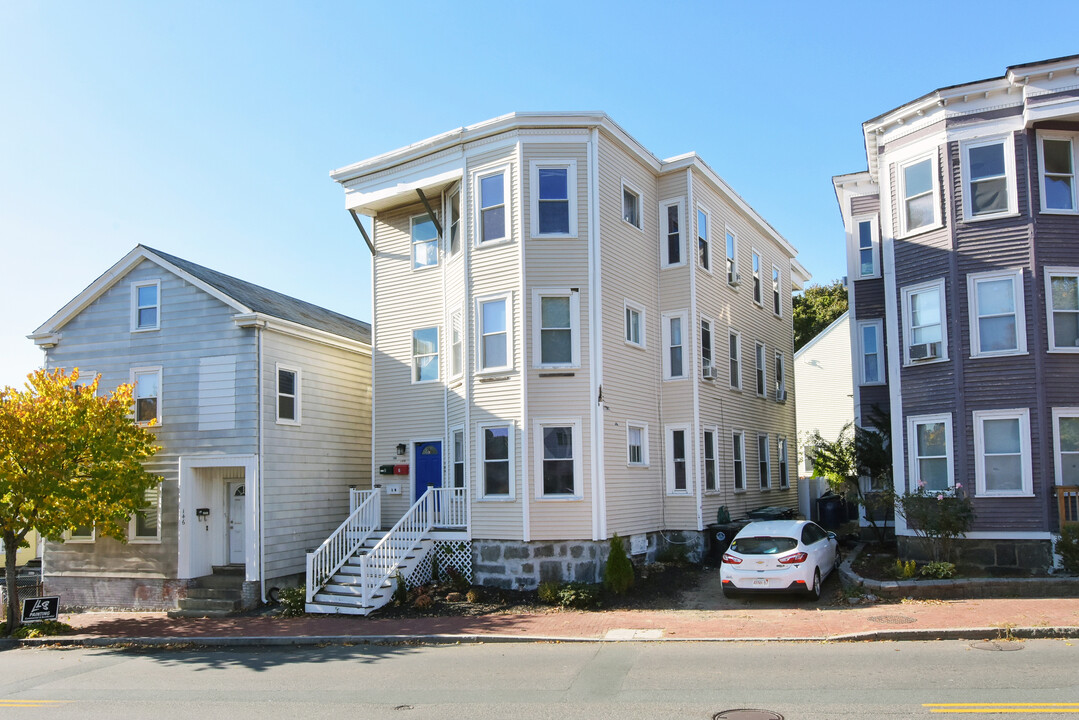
896,482,974,563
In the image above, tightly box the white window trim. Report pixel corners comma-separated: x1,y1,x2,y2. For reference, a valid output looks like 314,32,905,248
275,363,302,425
725,226,740,287
624,299,647,350
774,350,786,400
130,279,161,333
130,365,162,427
66,526,95,543
534,418,583,500
778,436,790,489
757,433,771,490
1045,266,1079,353
857,319,885,386
478,422,515,501
450,310,464,380
700,314,715,380
446,184,463,259
621,178,643,231
659,198,685,269
410,211,440,272
907,413,954,491
728,328,742,391
853,214,881,280
754,341,767,398
751,248,763,306
732,430,746,492
531,288,580,369
896,152,943,238
901,277,949,366
772,264,783,317
129,485,162,543
473,164,512,248
627,421,649,467
451,426,466,489
960,134,1019,222
1037,131,1079,215
411,326,441,385
973,408,1033,498
661,310,689,381
1052,407,1079,486
529,159,578,238
703,426,720,494
665,424,692,496
476,292,513,374
967,269,1027,358
696,204,712,273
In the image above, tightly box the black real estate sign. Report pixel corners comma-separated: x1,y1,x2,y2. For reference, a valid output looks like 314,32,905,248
21,596,59,622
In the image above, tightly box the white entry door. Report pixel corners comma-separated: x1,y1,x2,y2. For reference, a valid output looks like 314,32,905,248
228,482,245,565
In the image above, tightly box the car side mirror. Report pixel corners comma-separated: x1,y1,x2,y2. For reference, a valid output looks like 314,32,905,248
827,532,837,540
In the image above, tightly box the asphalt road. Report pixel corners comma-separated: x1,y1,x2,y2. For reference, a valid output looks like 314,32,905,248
0,639,1077,719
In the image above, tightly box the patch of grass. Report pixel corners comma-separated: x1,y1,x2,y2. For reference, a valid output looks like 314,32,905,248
11,620,75,639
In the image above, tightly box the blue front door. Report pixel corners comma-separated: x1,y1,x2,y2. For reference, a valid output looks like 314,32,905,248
414,441,442,500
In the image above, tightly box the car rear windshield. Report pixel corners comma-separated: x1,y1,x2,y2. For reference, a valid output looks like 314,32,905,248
731,536,798,555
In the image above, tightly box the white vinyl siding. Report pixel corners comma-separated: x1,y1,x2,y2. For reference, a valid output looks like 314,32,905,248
973,408,1033,497
1045,268,1079,352
960,134,1018,221
907,413,953,492
967,269,1026,357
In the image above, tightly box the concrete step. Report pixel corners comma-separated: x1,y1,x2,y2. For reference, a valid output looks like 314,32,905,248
177,597,239,613
304,602,372,616
314,590,385,606
186,587,241,601
167,609,235,619
192,574,245,591
210,565,245,576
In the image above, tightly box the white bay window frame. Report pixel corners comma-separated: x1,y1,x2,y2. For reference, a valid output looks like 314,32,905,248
665,424,692,495
907,413,954,492
853,214,880,280
1053,408,1079,486
529,160,577,238
624,299,646,349
478,422,514,500
967,269,1026,358
960,134,1018,222
474,165,511,247
1045,267,1079,353
531,289,580,368
1037,131,1079,214
534,418,582,499
973,408,1033,498
662,310,688,380
659,198,684,268
901,278,948,365
476,293,513,374
896,153,942,237
857,319,885,386
627,421,649,467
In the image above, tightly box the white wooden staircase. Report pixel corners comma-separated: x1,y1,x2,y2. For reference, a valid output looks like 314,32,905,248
305,487,467,616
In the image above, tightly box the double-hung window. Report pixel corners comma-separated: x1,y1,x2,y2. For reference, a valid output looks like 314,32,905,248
662,311,687,380
700,317,714,378
411,213,438,269
729,329,742,389
622,180,641,228
132,366,162,426
452,429,465,488
1053,409,1079,485
627,422,648,466
479,424,513,498
1046,268,1079,351
537,420,580,497
774,351,786,401
1038,133,1078,213
625,300,645,348
704,429,718,492
968,269,1026,357
752,250,762,304
907,414,953,491
754,342,766,397
666,425,690,494
961,135,1017,220
758,434,771,490
478,295,511,372
660,200,683,267
732,431,746,491
448,189,462,256
902,279,947,364
857,320,884,385
130,486,161,542
697,207,710,270
450,311,463,379
531,161,576,237
898,155,940,235
276,365,300,423
973,408,1032,497
854,215,880,279
772,265,782,316
412,327,439,382
533,290,579,367
478,170,507,244
131,280,160,331
778,437,789,489
726,229,738,285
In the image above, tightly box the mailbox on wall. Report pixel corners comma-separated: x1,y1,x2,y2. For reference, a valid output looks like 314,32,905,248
393,465,409,475
195,508,210,520
379,465,395,475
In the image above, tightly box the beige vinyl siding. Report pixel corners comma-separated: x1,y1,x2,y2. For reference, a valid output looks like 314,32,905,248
523,140,593,539
690,167,798,522
372,202,448,526
260,330,371,583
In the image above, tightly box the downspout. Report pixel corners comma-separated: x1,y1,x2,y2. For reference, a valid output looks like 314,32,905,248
688,169,703,532
257,324,266,603
588,128,604,541
517,141,530,542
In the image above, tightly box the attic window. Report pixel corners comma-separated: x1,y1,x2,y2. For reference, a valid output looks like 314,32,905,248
132,280,160,331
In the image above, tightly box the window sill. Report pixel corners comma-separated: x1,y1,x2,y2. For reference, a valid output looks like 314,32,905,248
733,489,747,494
663,376,689,382
969,350,1028,360
477,372,514,383
962,210,1020,224
704,490,722,496
855,273,882,282
661,262,687,271
666,491,693,497
974,492,1035,499
729,386,743,393
411,379,442,386
275,419,302,427
903,357,949,368
531,233,578,240
478,496,516,502
624,341,646,351
622,219,644,233
131,327,160,334
896,222,945,241
627,463,650,469
859,381,887,387
536,495,583,501
129,538,162,545
1039,207,1079,216
1048,346,1079,353
697,264,713,275
475,238,514,250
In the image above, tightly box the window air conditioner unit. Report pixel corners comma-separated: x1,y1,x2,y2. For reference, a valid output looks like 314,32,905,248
729,272,741,286
776,388,787,402
702,363,716,380
909,342,941,361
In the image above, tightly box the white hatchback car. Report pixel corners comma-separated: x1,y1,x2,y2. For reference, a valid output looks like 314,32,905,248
720,520,839,601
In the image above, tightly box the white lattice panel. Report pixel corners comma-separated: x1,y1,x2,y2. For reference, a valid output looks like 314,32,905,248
407,540,473,586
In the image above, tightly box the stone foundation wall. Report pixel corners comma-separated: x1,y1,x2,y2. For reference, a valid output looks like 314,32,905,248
898,537,1053,575
472,530,705,590
45,576,188,610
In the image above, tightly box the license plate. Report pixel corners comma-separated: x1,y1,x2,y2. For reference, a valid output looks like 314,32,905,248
752,578,768,586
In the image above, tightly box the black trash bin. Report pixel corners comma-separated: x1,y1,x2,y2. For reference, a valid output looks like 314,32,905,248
816,494,844,530
706,521,749,563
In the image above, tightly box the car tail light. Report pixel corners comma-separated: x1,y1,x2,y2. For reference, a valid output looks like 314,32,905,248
721,553,742,564
778,552,808,565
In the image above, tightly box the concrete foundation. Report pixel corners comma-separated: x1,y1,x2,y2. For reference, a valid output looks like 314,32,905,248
898,537,1053,575
45,576,188,611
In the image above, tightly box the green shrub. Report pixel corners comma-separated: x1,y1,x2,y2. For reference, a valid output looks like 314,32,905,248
604,534,635,595
444,566,471,594
537,581,561,605
896,485,974,563
391,572,409,606
278,586,307,617
893,559,917,579
920,561,957,579
11,620,75,639
465,588,481,603
1058,525,1079,574
556,582,601,609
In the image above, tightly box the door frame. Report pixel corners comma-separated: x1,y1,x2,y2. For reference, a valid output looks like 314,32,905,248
178,454,258,582
410,437,444,505
226,480,246,565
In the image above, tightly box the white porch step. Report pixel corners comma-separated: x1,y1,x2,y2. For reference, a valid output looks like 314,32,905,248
305,601,374,615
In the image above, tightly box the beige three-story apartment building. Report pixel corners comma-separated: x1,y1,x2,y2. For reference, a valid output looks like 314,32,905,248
332,113,809,588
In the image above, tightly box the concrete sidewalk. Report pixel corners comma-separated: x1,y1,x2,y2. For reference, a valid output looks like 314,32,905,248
9,595,1077,647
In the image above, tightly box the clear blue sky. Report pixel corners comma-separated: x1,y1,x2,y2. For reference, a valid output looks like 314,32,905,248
3,1,1078,387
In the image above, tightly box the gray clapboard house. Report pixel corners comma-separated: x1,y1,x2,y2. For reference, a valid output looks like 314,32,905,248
834,55,1079,570
28,246,371,610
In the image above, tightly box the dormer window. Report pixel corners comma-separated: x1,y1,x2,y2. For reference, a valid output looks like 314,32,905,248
131,280,160,332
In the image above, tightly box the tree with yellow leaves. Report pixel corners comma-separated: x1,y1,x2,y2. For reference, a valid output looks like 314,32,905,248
0,369,160,633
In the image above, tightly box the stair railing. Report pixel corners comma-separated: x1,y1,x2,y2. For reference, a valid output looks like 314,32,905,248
432,486,468,528
360,487,437,608
306,488,380,603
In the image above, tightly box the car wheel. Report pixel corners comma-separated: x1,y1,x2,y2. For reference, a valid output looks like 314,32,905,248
806,568,822,601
